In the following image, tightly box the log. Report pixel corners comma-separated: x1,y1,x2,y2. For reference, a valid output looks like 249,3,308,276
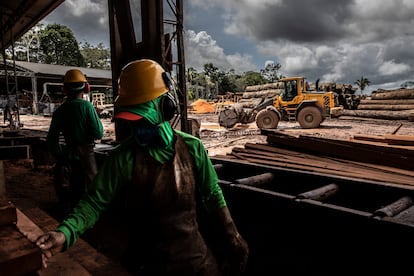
357,104,414,110
245,82,282,92
242,89,281,99
371,89,414,100
338,109,412,120
360,99,414,105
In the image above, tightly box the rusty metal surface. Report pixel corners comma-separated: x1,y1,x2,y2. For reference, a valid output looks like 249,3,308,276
0,0,64,52
212,157,414,274
212,156,414,227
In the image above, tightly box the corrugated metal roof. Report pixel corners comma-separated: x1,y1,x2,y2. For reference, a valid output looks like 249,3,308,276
11,60,111,80
0,0,65,52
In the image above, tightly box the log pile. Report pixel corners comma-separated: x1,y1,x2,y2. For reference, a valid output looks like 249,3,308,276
339,88,414,120
238,82,283,108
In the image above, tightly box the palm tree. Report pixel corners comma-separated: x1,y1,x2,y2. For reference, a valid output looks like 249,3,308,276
354,76,371,94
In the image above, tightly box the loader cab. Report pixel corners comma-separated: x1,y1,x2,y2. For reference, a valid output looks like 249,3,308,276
281,79,300,101
280,76,308,102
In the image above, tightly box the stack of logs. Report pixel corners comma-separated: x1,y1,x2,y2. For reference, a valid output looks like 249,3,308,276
237,82,283,109
339,88,414,121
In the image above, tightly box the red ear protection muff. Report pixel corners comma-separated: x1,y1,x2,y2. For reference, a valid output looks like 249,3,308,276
85,82,90,93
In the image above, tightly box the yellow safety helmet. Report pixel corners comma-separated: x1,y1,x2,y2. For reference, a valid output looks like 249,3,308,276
114,59,169,106
64,69,87,83
63,69,89,93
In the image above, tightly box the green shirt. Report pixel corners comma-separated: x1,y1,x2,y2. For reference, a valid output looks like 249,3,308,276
57,130,226,248
47,98,104,161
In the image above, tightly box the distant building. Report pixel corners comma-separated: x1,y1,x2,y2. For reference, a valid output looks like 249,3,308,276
0,60,112,114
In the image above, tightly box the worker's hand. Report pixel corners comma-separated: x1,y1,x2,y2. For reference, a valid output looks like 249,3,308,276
36,231,66,268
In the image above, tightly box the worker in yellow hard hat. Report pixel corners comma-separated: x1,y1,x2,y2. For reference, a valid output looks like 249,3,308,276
46,68,103,214
37,59,249,275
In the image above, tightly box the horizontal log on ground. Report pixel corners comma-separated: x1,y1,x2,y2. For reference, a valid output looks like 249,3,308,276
371,89,414,100
339,109,412,120
357,104,414,110
360,99,414,105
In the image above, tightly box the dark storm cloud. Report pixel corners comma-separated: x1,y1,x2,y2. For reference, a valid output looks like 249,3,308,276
212,0,414,91
40,0,414,93
42,0,110,47
242,0,355,43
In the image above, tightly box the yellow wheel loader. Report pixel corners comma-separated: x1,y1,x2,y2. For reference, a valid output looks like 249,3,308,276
255,76,343,129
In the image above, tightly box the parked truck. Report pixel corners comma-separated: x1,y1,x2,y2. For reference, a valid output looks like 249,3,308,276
255,76,343,129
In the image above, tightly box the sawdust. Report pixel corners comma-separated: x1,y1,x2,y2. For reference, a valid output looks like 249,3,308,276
189,99,216,113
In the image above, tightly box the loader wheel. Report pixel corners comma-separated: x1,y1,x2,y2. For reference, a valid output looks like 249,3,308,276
297,106,322,129
255,109,279,129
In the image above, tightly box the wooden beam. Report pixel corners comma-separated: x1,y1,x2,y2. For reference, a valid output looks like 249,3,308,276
0,203,42,275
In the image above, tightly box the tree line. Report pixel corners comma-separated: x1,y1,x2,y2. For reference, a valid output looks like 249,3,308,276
2,23,111,70
2,23,370,98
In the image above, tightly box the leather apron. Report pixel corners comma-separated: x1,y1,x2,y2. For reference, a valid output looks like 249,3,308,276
124,134,221,276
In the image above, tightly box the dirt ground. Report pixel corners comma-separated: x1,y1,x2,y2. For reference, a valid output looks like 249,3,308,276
3,111,414,269
4,112,414,214
189,113,414,156
12,112,414,157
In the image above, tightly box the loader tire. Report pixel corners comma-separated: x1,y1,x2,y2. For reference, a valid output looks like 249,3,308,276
297,106,322,129
255,109,279,129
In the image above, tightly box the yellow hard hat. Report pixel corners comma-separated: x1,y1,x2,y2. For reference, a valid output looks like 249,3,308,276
64,69,87,83
114,59,169,106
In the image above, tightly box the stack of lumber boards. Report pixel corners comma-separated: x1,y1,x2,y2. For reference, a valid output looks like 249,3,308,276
351,133,414,146
224,130,414,187
0,199,131,275
339,88,414,120
0,200,42,275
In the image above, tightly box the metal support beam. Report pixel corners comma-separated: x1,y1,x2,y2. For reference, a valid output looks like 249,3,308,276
141,0,164,65
109,0,189,141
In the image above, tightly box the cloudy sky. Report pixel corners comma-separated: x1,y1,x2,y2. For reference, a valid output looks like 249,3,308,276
41,0,414,93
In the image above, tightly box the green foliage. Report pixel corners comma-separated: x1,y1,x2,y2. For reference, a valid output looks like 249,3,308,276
354,76,371,94
6,23,43,62
260,62,282,82
242,71,267,86
80,42,111,70
186,64,270,97
39,23,84,66
203,63,220,82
